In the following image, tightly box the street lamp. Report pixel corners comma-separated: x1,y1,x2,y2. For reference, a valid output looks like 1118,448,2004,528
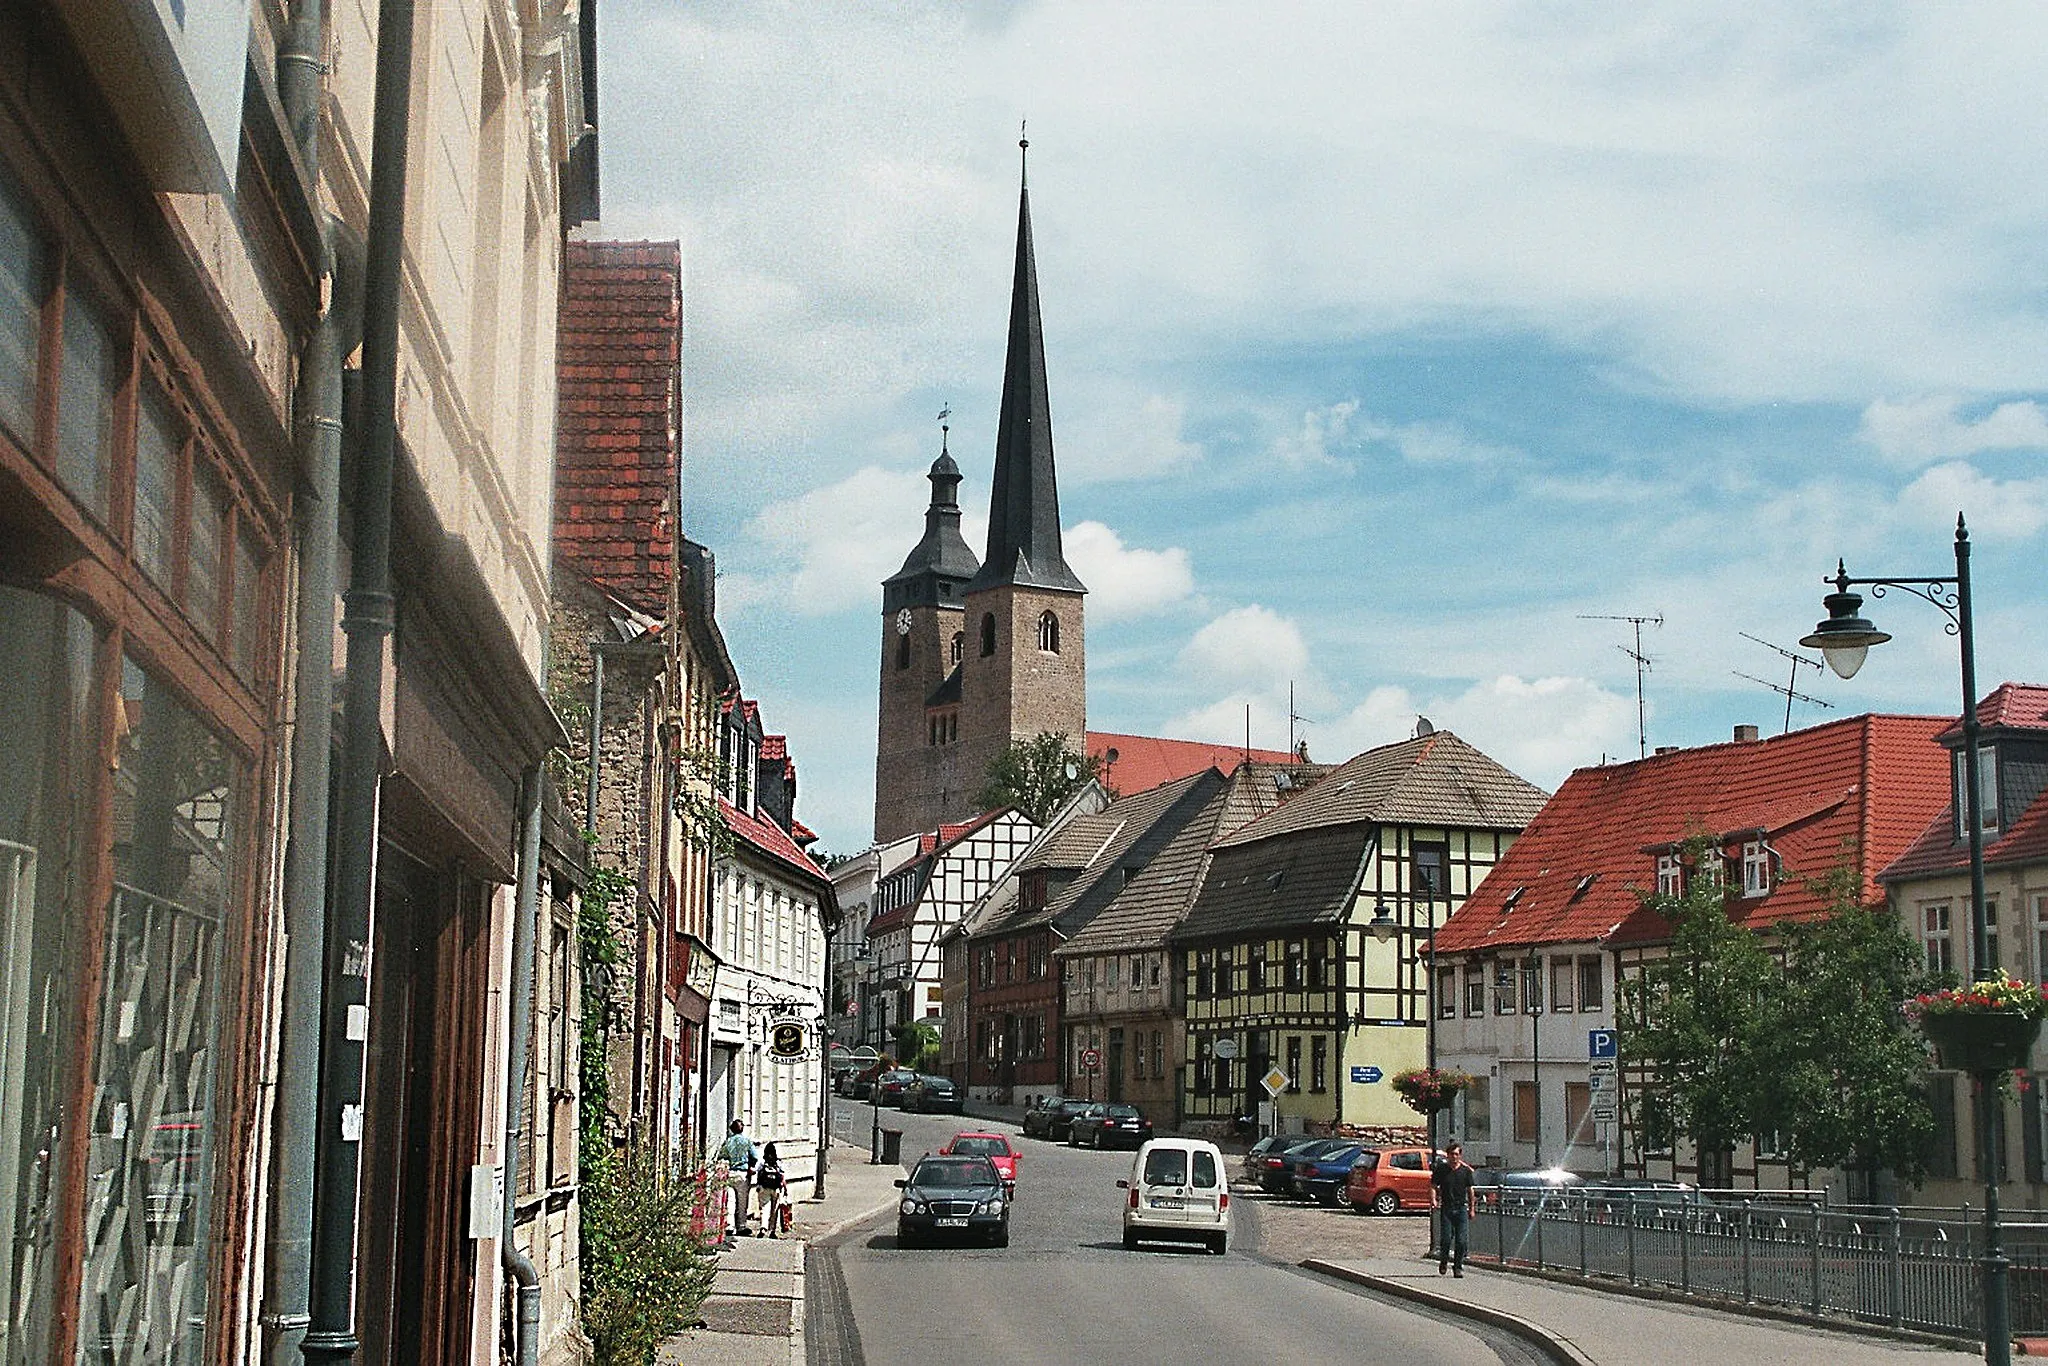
1800,514,2005,1366
1371,897,1440,1254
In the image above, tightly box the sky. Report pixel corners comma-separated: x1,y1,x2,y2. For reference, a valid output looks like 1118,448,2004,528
596,2,2048,855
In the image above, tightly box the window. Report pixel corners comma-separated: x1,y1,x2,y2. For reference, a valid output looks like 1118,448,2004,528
897,633,910,670
1105,954,1118,988
1493,961,1517,1015
1954,746,2001,838
1578,956,1603,1011
1129,954,1142,987
1285,1036,1302,1093
1028,940,1046,980
1922,903,1954,977
0,176,43,443
1195,950,1212,998
1193,1036,1211,1096
978,947,995,988
1639,1090,1675,1157
1149,955,1161,988
1151,1030,1163,1079
1246,942,1266,992
1927,1076,1959,1179
979,612,996,657
1741,840,1771,897
1564,1082,1592,1142
1310,1035,1328,1093
1551,959,1574,1013
1520,959,1543,1013
1513,1081,1539,1144
1462,1081,1491,1141
950,631,962,666
57,283,120,520
1021,1014,1045,1059
1285,939,1305,988
1037,610,1059,653
1308,937,1331,989
1217,946,1234,997
133,380,179,586
1656,853,1682,898
1211,1047,1232,1097
1436,966,1457,1019
1413,841,1449,898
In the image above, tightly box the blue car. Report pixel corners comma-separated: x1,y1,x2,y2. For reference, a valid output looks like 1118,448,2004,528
1290,1142,1367,1205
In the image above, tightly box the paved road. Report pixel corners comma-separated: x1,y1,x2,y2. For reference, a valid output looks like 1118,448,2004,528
817,1101,1538,1366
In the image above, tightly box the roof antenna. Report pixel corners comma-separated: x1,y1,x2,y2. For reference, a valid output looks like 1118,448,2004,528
1580,612,1663,758
1287,682,1313,762
1736,631,1831,733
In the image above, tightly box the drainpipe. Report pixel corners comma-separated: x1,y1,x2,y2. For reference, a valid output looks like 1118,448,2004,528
265,1,355,1362
503,767,545,1366
303,0,417,1356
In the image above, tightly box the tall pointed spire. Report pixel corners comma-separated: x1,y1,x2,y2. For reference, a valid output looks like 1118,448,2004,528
966,131,1086,596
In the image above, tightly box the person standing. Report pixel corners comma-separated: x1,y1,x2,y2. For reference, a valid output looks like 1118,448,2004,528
1432,1141,1477,1277
717,1119,757,1240
755,1142,788,1237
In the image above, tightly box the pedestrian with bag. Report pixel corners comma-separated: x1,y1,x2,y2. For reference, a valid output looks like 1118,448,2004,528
755,1141,788,1238
1431,1141,1477,1277
717,1119,757,1240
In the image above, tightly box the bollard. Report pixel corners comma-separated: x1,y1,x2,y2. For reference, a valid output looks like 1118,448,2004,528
1626,1191,1638,1285
1679,1193,1690,1293
1742,1200,1754,1304
1578,1189,1589,1277
1809,1203,1824,1317
1888,1207,1904,1330
1535,1192,1545,1270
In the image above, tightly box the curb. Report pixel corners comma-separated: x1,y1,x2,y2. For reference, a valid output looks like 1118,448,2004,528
804,1191,903,1244
1300,1259,1598,1366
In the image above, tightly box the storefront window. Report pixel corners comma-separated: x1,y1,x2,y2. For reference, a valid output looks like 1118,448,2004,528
0,588,102,1365
0,177,42,445
132,381,178,587
57,285,120,522
76,655,240,1364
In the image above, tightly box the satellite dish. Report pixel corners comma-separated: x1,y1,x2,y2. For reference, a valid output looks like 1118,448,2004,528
1413,716,1435,738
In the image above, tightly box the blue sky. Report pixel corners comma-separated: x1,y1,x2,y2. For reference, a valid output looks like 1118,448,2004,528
597,2,2048,853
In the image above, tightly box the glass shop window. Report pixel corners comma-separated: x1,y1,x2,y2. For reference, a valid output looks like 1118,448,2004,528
57,284,121,521
0,174,44,445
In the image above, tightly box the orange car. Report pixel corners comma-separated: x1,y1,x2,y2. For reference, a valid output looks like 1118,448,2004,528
1345,1145,1439,1215
940,1131,1021,1194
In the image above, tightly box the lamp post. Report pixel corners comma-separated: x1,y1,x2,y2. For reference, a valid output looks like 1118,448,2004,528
1799,514,2004,1366
1370,897,1439,1254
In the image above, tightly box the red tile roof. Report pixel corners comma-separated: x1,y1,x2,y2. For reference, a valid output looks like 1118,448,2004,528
1435,713,1953,955
554,241,681,616
1888,684,2048,879
719,797,830,890
790,818,818,847
761,735,788,761
1088,731,1299,798
1937,682,2048,743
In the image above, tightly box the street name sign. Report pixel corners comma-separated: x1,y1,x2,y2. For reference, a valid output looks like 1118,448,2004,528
1351,1065,1383,1084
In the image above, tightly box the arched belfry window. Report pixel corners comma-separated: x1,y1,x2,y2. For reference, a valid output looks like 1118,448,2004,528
979,612,996,658
1037,611,1059,654
951,631,964,667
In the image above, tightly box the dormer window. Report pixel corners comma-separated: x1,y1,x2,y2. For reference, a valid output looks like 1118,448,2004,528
1954,746,2001,839
1741,841,1771,898
1655,854,1682,898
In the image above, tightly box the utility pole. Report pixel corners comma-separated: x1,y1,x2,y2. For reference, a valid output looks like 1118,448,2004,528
1580,613,1663,758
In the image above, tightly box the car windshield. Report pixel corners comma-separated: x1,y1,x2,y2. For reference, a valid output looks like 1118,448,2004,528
1107,1105,1140,1119
950,1137,1007,1156
914,1159,995,1189
1317,1145,1361,1165
1143,1148,1188,1186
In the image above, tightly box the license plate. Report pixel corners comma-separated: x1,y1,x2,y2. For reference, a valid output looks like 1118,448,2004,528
1150,1196,1184,1209
935,1217,967,1227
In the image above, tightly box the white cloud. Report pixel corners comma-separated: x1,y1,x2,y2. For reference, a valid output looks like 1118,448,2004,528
1064,393,1202,483
1064,521,1193,621
1898,461,2048,540
1859,396,2048,467
740,465,931,615
1320,675,1635,790
1176,606,1311,691
1269,400,1361,469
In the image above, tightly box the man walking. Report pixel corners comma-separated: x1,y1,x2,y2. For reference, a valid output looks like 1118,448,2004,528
718,1119,757,1240
1432,1141,1477,1277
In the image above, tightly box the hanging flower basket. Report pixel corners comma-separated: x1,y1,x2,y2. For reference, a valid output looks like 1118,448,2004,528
1905,972,2048,1075
1391,1067,1478,1117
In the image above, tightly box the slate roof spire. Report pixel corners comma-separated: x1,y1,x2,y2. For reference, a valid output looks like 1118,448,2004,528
967,132,1086,596
884,411,980,606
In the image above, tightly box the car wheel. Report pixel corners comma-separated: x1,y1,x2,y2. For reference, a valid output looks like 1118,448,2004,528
1122,1230,1140,1251
1209,1233,1228,1255
1371,1190,1400,1216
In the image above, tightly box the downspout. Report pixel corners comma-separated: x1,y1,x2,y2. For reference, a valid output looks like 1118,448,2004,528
303,0,417,1355
504,767,545,1366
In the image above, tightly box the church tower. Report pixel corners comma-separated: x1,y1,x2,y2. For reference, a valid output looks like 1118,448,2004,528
872,136,1086,842
873,429,981,841
956,136,1087,813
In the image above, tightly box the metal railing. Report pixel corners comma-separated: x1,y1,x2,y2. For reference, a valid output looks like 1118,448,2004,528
1476,1187,2048,1341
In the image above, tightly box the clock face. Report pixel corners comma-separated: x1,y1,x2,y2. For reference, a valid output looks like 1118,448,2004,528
896,608,913,636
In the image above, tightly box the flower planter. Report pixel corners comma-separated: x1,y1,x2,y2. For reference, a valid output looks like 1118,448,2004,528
1920,1011,2043,1075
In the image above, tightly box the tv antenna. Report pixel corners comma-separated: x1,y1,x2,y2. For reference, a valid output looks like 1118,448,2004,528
1580,613,1663,758
1736,632,1832,734
1287,682,1313,762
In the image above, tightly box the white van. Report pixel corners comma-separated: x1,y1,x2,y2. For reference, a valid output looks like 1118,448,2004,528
1118,1137,1230,1254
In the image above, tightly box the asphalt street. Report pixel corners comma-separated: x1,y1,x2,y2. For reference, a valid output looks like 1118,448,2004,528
817,1100,1541,1366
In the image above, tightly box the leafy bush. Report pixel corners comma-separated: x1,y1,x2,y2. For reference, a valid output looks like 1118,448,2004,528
581,1146,720,1366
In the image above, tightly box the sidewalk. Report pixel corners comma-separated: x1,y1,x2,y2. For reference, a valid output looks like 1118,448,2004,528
658,1140,903,1366
1305,1254,1980,1365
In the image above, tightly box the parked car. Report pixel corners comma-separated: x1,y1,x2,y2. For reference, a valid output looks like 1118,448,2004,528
1119,1137,1230,1254
1261,1137,1353,1195
1474,1167,1586,1207
842,1060,890,1100
1345,1146,1439,1215
1027,1097,1093,1140
874,1069,918,1107
901,1073,965,1114
1066,1103,1153,1150
1020,1094,1076,1138
1291,1142,1367,1205
1243,1134,1320,1187
940,1132,1021,1194
895,1154,1010,1248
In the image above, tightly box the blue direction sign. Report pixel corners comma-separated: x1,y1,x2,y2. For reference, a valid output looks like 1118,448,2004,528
1588,1028,1618,1060
1351,1065,1384,1084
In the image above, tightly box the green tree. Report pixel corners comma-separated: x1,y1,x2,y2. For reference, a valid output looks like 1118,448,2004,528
1617,838,1782,1183
975,731,1106,824
1755,864,1937,1185
894,1019,941,1072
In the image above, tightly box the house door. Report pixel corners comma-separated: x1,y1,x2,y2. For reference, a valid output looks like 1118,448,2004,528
1108,1030,1125,1102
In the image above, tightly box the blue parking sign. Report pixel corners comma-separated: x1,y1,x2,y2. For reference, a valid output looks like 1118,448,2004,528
1588,1028,1617,1059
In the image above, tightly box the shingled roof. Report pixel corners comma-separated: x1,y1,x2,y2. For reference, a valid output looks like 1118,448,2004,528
1435,712,1952,957
1087,731,1299,799
1057,763,1308,958
1211,731,1547,849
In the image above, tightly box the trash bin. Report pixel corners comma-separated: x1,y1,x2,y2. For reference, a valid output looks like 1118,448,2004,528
880,1128,903,1167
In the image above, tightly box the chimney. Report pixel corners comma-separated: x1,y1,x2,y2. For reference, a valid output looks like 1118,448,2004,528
1655,745,1680,755
1733,724,1760,743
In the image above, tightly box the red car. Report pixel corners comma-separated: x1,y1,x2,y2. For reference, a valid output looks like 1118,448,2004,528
940,1131,1021,1193
1345,1146,1440,1215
